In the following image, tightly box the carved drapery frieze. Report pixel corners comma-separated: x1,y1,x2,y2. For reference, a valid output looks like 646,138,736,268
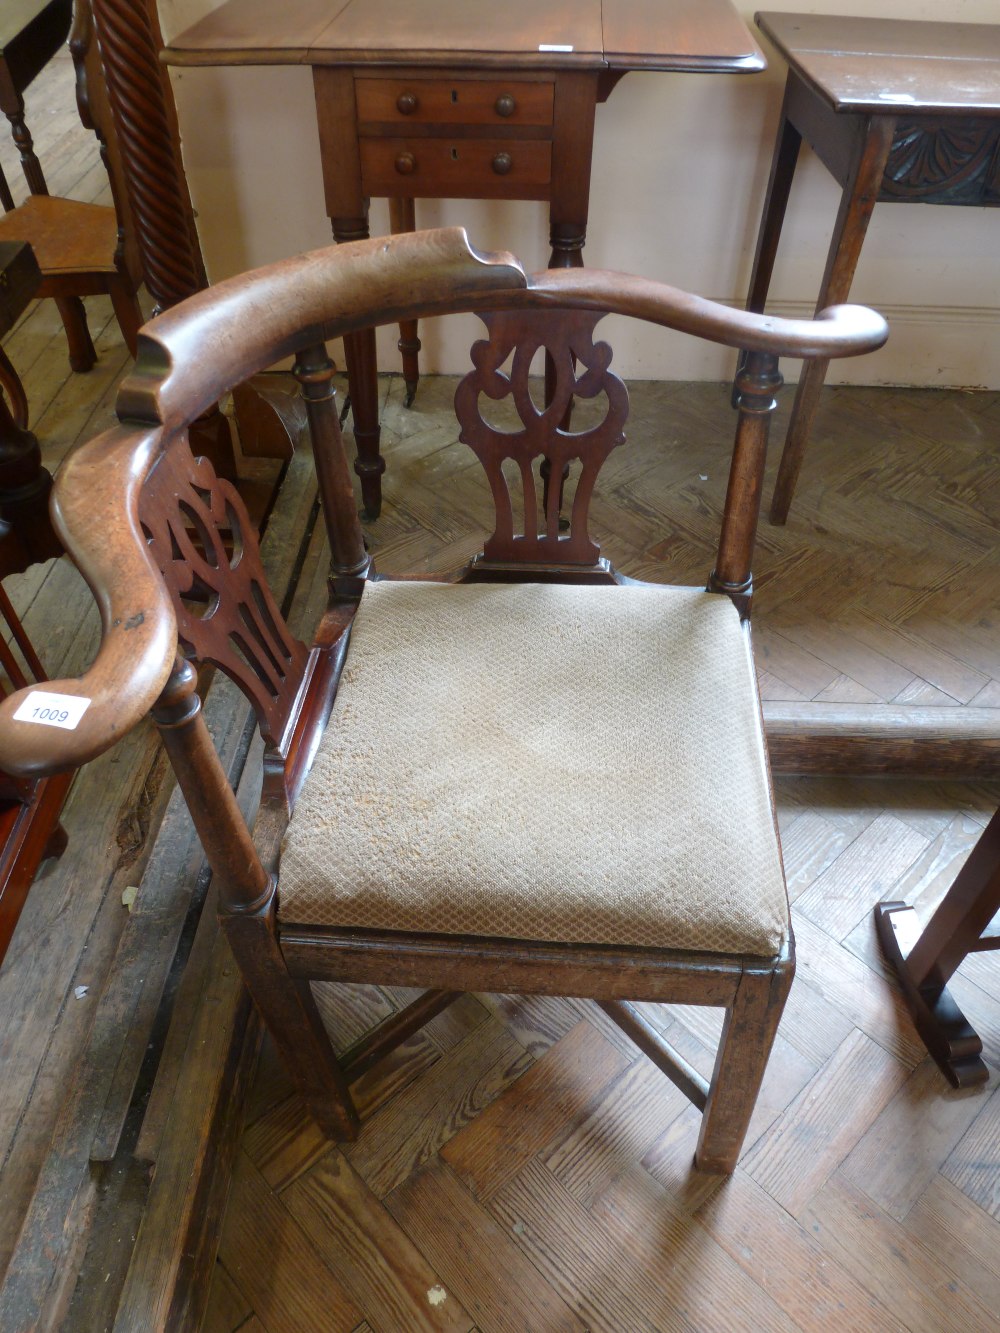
881,119,1000,206
454,309,628,566
139,437,308,747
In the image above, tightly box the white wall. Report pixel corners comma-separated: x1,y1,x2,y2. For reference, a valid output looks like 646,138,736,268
159,0,1000,386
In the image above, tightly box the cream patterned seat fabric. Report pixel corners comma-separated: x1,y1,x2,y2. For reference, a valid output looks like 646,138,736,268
279,580,790,956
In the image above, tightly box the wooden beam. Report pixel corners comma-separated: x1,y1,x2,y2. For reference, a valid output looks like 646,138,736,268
764,703,1000,778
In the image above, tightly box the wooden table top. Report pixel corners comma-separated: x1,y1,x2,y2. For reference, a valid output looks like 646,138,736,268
0,0,71,78
163,0,764,74
757,12,1000,117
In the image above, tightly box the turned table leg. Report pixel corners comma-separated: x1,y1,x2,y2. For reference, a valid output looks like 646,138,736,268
332,214,385,521
542,221,586,521
387,197,421,407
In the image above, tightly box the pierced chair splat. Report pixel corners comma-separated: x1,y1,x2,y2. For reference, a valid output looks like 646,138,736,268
0,228,888,1172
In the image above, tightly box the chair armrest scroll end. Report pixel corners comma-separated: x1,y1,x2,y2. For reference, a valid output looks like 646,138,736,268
0,614,176,777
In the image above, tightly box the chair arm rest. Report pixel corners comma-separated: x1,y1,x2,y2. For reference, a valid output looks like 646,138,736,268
118,228,530,431
530,270,889,361
0,425,177,778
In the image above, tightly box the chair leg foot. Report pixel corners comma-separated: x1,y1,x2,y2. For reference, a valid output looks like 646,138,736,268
53,296,96,372
223,913,360,1141
695,951,794,1172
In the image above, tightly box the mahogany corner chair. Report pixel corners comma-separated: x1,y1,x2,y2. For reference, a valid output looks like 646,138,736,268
0,229,887,1172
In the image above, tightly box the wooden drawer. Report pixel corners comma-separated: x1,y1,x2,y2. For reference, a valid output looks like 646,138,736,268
360,137,552,199
356,77,554,129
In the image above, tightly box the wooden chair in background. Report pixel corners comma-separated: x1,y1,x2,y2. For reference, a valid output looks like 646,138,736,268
0,532,70,963
0,237,69,962
877,809,1000,1091
0,0,142,373
0,229,887,1171
0,0,73,203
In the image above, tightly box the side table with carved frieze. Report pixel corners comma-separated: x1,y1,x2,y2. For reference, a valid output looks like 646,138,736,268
740,12,1000,523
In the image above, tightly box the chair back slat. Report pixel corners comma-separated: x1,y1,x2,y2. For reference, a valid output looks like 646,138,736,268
139,434,308,749
455,309,627,569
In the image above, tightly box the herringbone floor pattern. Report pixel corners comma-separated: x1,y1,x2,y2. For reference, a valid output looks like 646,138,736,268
203,373,1000,1333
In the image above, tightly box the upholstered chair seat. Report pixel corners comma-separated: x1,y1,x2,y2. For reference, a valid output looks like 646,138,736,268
279,580,789,956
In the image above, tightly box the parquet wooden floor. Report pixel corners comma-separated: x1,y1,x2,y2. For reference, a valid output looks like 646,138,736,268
4,46,1000,1333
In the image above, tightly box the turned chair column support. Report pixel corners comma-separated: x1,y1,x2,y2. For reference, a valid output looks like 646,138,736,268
152,657,270,914
292,343,370,584
711,350,781,616
152,654,360,1137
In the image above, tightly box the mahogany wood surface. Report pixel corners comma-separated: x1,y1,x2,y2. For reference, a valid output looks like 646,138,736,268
0,228,885,1183
164,0,764,518
744,12,1000,524
756,12,1000,116
765,703,1000,779
165,0,764,70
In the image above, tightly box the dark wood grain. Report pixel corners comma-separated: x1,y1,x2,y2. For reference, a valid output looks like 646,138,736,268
764,702,1000,778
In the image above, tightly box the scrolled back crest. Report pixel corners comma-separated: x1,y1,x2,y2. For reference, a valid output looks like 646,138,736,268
454,308,628,566
139,434,309,748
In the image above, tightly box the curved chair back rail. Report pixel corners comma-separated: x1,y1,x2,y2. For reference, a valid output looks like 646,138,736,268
120,227,887,431
0,226,887,780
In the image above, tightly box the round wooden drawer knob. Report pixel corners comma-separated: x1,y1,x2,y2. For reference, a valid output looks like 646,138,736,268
494,93,516,118
492,151,513,176
396,92,419,115
395,151,417,175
